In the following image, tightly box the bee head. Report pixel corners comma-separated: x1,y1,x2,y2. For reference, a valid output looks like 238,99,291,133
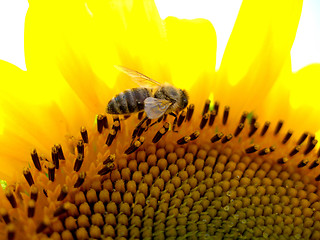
180,89,189,110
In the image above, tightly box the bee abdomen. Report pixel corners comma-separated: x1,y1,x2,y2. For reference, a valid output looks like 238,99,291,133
107,88,151,115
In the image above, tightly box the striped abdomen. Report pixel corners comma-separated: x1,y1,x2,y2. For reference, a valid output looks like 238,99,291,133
107,88,151,115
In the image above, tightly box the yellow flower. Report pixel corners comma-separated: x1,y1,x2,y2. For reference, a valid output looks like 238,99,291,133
1,0,320,239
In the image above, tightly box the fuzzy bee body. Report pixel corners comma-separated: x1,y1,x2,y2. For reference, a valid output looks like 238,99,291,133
106,66,189,119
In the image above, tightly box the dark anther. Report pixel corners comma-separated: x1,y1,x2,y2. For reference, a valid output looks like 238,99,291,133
77,140,84,156
234,123,244,137
316,175,320,181
260,121,270,136
209,110,216,126
74,172,86,188
221,134,233,144
30,185,38,201
43,189,48,197
309,158,320,169
259,148,270,156
57,185,68,201
102,115,109,129
23,167,34,186
125,141,142,155
249,122,259,137
106,129,117,146
146,118,152,127
103,154,116,165
113,116,121,131
0,208,10,224
240,111,248,124
211,132,224,143
48,163,55,182
177,111,186,127
7,224,15,240
138,111,144,120
152,128,166,143
28,200,35,218
223,106,230,125
98,161,116,175
177,136,191,145
308,134,315,145
304,139,317,155
74,154,84,172
282,130,293,144
298,159,309,168
297,132,308,145
245,144,260,154
80,126,88,143
190,131,200,141
202,99,210,115
137,122,146,137
132,116,148,140
270,145,276,152
214,101,219,115
278,157,288,164
163,113,168,121
124,114,131,120
52,146,59,169
97,114,104,133
5,188,17,208
289,145,301,157
31,149,41,171
54,203,70,217
274,120,283,135
200,113,209,129
186,104,194,121
55,144,65,160
36,217,50,233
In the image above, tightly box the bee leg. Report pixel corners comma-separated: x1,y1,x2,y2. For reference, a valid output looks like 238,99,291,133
169,112,179,133
132,116,148,143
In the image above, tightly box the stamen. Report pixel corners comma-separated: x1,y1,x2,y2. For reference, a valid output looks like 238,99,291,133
211,132,224,143
7,224,15,240
31,149,41,171
97,114,104,133
123,114,130,119
138,111,144,120
52,146,59,169
48,162,55,182
234,123,244,137
177,111,186,127
125,141,142,155
289,145,301,157
282,130,293,144
28,200,35,218
274,120,283,135
23,167,34,186
106,129,116,146
297,132,308,145
315,175,320,181
186,104,194,121
30,185,38,201
298,159,309,168
113,117,121,131
240,112,248,124
5,188,17,208
36,217,50,233
103,115,109,129
54,144,65,160
258,148,270,156
190,131,200,141
152,128,166,143
137,122,146,137
304,139,317,155
103,154,116,165
80,126,88,143
77,140,84,155
245,145,260,154
74,154,84,172
278,157,288,164
202,100,210,115
177,136,191,145
270,145,276,152
54,203,71,217
98,161,116,175
200,113,209,129
0,208,10,224
260,121,270,136
209,110,216,126
249,123,259,137
309,158,320,169
214,101,220,115
74,172,86,188
221,134,233,144
163,113,168,121
223,106,230,125
57,185,69,201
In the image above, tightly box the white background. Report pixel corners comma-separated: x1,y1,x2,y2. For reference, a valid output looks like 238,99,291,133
0,0,319,72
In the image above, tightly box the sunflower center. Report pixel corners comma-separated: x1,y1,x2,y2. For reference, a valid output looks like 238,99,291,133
2,100,320,239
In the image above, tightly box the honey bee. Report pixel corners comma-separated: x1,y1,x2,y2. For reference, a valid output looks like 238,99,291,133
107,66,189,120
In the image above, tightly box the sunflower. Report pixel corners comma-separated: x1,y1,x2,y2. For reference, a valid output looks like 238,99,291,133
1,0,320,239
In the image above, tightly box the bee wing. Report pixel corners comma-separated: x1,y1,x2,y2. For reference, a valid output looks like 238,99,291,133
115,65,161,87
144,97,171,119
